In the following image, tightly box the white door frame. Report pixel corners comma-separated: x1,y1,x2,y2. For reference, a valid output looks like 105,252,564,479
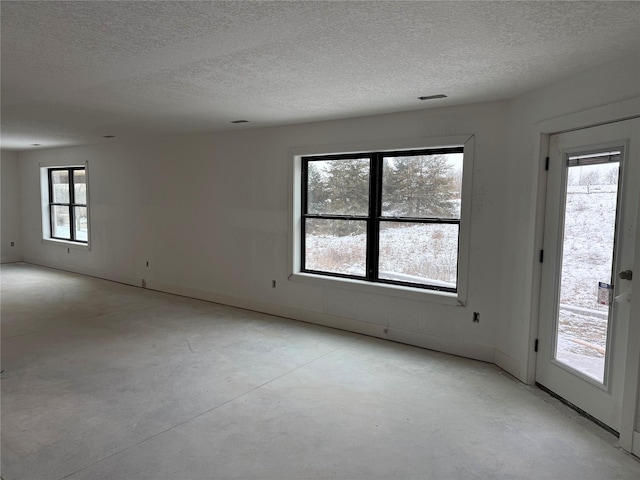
528,97,640,452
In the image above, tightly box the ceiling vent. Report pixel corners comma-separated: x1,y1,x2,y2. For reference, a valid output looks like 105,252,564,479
418,95,447,101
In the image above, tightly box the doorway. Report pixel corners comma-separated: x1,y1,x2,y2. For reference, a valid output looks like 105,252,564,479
536,118,639,434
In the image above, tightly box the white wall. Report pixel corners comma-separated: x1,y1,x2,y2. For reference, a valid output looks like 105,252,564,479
14,52,640,389
1,150,22,263
18,101,509,368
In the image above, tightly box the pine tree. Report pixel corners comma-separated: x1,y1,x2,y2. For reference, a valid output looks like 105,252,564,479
323,158,370,215
306,165,329,213
383,155,456,218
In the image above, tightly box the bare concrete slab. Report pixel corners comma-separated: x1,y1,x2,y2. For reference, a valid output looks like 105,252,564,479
2,263,638,479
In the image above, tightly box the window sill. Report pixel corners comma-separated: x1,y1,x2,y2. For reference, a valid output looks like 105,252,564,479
42,238,90,251
289,272,464,306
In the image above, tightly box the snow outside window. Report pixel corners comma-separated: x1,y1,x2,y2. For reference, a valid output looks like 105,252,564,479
301,146,464,293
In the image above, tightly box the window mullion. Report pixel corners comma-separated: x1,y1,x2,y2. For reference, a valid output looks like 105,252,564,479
69,168,75,205
68,168,76,241
367,154,382,280
68,204,75,241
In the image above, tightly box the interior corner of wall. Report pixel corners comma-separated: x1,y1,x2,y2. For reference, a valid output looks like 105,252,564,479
494,348,525,383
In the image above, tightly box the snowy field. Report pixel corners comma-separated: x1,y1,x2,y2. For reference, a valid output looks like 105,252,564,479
556,184,617,381
306,222,458,287
306,183,618,381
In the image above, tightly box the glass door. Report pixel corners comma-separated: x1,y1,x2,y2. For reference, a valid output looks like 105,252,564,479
536,118,639,433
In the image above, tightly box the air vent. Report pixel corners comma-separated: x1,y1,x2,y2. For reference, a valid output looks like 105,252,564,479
418,94,447,101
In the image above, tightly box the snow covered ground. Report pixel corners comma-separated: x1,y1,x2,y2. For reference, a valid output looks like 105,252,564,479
556,183,617,381
305,222,458,285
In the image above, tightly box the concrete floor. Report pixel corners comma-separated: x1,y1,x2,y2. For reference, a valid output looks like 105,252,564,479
1,263,639,480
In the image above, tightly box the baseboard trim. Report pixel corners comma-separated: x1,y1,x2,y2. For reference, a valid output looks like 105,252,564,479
494,349,523,381
140,279,496,365
17,260,500,375
1,256,24,264
21,256,141,290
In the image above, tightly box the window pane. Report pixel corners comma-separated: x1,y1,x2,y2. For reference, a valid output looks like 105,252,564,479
51,170,70,203
378,222,458,288
382,153,462,218
74,206,88,242
74,170,86,204
307,158,369,215
304,218,367,276
52,205,71,239
554,160,619,382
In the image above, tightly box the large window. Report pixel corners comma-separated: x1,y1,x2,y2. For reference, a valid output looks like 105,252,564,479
47,167,88,243
301,147,464,292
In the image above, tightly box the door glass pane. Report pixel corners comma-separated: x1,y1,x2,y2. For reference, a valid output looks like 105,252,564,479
306,158,369,215
74,170,86,204
74,206,88,242
378,222,458,289
51,170,70,203
304,218,367,276
382,153,463,218
555,156,620,383
52,205,71,239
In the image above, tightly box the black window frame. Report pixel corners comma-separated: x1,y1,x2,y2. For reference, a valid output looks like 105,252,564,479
48,166,88,244
301,146,463,293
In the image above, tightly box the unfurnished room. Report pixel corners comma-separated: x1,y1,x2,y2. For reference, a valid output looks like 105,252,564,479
1,1,640,479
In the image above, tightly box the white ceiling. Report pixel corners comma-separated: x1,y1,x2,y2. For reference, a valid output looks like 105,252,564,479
2,1,639,151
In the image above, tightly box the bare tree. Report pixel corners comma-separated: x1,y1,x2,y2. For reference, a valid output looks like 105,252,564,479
603,166,619,185
579,170,600,194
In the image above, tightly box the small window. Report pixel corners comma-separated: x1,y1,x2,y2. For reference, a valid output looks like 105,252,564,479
47,167,88,243
301,147,464,292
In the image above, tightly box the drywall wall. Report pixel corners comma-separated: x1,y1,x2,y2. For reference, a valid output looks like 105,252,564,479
1,150,22,263
18,101,509,370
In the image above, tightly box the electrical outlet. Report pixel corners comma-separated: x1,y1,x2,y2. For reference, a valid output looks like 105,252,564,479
10,241,15,247
272,280,276,288
473,312,480,323
146,261,149,267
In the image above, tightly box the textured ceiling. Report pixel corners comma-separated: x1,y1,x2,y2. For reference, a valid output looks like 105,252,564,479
2,1,639,150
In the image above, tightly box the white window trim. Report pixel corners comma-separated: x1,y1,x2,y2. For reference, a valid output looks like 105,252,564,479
39,161,91,250
288,135,474,306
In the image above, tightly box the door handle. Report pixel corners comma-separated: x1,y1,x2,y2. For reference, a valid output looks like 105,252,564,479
619,270,633,280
